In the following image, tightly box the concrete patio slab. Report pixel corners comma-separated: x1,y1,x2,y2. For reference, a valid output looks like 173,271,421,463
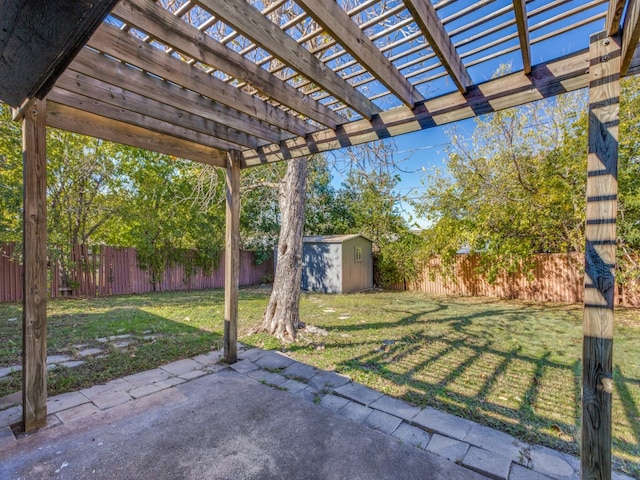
337,401,372,424
160,358,203,376
334,381,383,406
178,369,207,381
281,361,319,380
463,446,513,480
47,391,90,415
0,405,21,428
0,425,15,450
123,368,173,387
228,359,260,374
2,347,618,480
0,365,21,378
413,406,476,441
254,351,295,370
464,423,528,465
426,433,470,463
392,422,432,449
279,378,308,393
0,391,21,410
307,370,351,390
364,409,403,434
527,445,577,478
369,394,421,421
55,402,101,424
319,393,350,413
246,369,288,386
1,370,489,480
237,347,266,362
292,385,320,403
128,382,168,399
509,464,553,480
192,350,224,366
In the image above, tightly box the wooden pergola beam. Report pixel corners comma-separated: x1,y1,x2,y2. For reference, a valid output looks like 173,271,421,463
512,0,532,74
241,48,594,166
621,0,640,74
224,151,240,364
112,0,344,129
582,31,620,479
403,0,472,93
88,24,314,138
47,102,226,167
196,0,381,119
47,88,244,152
296,0,424,108
52,72,262,150
242,45,640,167
21,98,48,432
67,48,286,145
0,0,119,107
606,0,627,35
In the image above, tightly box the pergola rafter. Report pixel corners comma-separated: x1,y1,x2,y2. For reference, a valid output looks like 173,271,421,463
2,1,640,478
196,0,381,119
403,0,473,93
88,24,314,138
512,0,532,74
111,0,344,129
622,0,640,73
295,0,424,108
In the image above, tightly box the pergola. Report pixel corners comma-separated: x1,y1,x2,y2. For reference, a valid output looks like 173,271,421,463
1,0,639,477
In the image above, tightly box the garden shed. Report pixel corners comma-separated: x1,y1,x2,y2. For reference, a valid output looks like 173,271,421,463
302,234,372,293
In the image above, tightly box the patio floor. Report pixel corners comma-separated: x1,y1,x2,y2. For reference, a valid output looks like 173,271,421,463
0,346,630,480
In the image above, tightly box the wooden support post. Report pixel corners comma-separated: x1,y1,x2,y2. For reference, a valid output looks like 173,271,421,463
582,31,620,480
224,150,240,363
22,98,48,432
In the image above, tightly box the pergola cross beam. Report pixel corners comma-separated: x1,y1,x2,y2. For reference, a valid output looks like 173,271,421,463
88,24,315,138
403,0,472,93
111,0,344,129
512,0,532,74
295,0,424,108
194,0,381,119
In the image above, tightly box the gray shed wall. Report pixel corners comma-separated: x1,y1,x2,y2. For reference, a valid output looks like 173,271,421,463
301,243,342,293
341,236,373,293
301,235,372,294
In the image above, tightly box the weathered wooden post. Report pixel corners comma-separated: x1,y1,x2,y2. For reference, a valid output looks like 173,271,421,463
20,98,48,431
582,31,620,479
224,150,240,363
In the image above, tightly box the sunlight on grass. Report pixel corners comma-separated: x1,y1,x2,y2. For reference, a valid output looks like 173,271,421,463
0,289,638,475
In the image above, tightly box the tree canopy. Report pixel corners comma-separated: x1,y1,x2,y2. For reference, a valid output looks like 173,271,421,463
0,102,226,287
414,76,640,282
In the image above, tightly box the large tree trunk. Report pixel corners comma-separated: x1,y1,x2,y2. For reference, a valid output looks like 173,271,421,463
263,156,308,341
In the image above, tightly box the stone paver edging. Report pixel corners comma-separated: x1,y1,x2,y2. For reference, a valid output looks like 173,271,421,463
0,346,635,480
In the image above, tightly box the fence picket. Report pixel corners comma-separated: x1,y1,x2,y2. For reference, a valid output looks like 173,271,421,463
0,242,273,302
386,253,639,307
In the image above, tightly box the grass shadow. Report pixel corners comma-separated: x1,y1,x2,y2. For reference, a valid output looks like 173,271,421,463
0,306,223,397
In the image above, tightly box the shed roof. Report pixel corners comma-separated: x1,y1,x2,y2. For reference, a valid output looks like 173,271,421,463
303,234,372,244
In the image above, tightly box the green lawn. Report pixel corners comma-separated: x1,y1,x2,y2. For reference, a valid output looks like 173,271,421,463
1,289,638,476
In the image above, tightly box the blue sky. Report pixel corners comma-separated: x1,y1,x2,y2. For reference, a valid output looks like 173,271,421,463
328,0,609,228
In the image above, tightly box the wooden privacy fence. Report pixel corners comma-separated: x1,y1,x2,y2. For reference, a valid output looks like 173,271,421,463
0,243,273,303
387,253,640,308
